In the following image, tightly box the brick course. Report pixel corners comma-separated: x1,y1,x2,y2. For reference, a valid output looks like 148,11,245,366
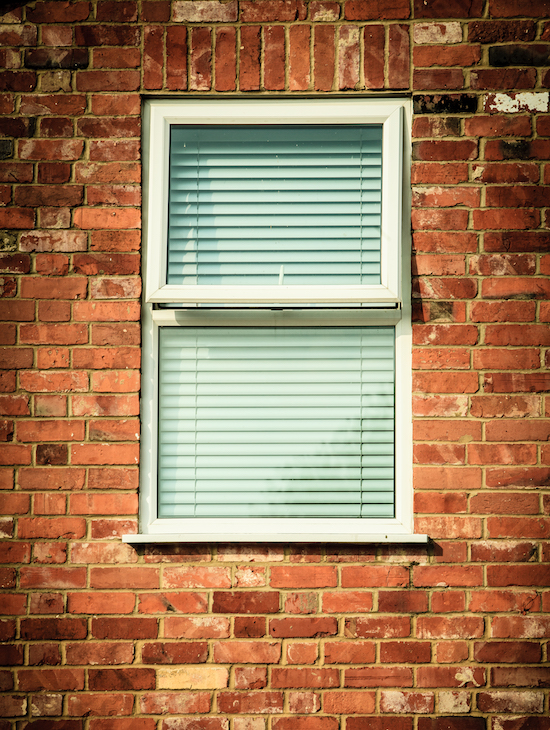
1,0,550,727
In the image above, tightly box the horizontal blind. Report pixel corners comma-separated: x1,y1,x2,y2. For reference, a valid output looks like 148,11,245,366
158,327,395,519
168,125,383,287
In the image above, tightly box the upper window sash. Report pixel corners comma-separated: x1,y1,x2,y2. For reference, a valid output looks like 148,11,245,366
143,99,405,306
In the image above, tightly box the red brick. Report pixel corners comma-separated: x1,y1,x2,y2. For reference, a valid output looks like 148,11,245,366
0,543,30,565
87,468,139,491
470,301,535,323
239,25,260,90
166,26,187,90
213,641,281,664
270,566,336,588
141,641,208,664
33,493,66,515
415,516,482,538
435,642,469,664
431,591,466,613
473,163,539,185
413,566,483,588
91,518,137,539
215,27,236,91
289,25,310,91
413,189,479,211
189,26,211,91
211,591,279,613
473,348,540,371
240,0,297,22
18,668,85,691
417,616,484,639
70,493,138,516
485,139,550,161
90,720,155,730
0,24,37,46
96,0,137,21
321,691,375,714
90,95,140,116
314,25,335,91
20,617,87,640
412,209,469,231
414,44,481,67
322,591,373,613
271,667,339,688
380,641,431,664
273,720,338,730
92,617,158,640
482,276,550,300
89,668,155,691
89,567,157,590
344,0,409,19
413,141,477,162
139,691,210,714
491,668,550,688
414,68,463,90
92,370,140,393
72,395,139,417
490,0,550,17
475,641,541,663
17,419,84,443
231,666,267,690
73,302,139,323
380,691,434,714
412,117,461,138
164,616,229,639
417,666,485,689
163,567,231,588
322,640,375,664
217,691,283,714
358,24,385,90
270,617,337,638
342,566,408,588
413,372,479,394
487,466,550,490
412,162,469,185
471,68,536,90
67,694,134,717
234,616,265,637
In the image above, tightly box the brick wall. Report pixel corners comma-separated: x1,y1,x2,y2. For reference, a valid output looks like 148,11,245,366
1,0,550,728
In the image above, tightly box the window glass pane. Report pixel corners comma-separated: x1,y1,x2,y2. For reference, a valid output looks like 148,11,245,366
168,125,383,286
158,326,395,519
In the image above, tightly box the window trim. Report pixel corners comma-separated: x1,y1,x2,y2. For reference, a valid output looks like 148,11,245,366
125,97,428,544
144,98,404,305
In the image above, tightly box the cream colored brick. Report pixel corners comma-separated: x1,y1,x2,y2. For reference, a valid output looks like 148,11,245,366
414,22,462,45
157,666,228,690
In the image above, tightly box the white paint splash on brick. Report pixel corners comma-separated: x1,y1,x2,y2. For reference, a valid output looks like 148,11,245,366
455,667,481,687
414,23,462,45
439,691,471,714
485,92,549,114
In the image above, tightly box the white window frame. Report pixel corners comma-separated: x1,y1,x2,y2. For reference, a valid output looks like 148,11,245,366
124,98,427,544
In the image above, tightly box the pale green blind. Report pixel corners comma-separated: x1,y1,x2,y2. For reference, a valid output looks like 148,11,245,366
158,327,395,519
168,125,383,286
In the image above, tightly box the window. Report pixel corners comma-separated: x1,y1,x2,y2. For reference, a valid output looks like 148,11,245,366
125,98,425,543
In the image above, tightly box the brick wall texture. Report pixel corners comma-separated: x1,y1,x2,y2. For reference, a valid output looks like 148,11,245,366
1,0,550,728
